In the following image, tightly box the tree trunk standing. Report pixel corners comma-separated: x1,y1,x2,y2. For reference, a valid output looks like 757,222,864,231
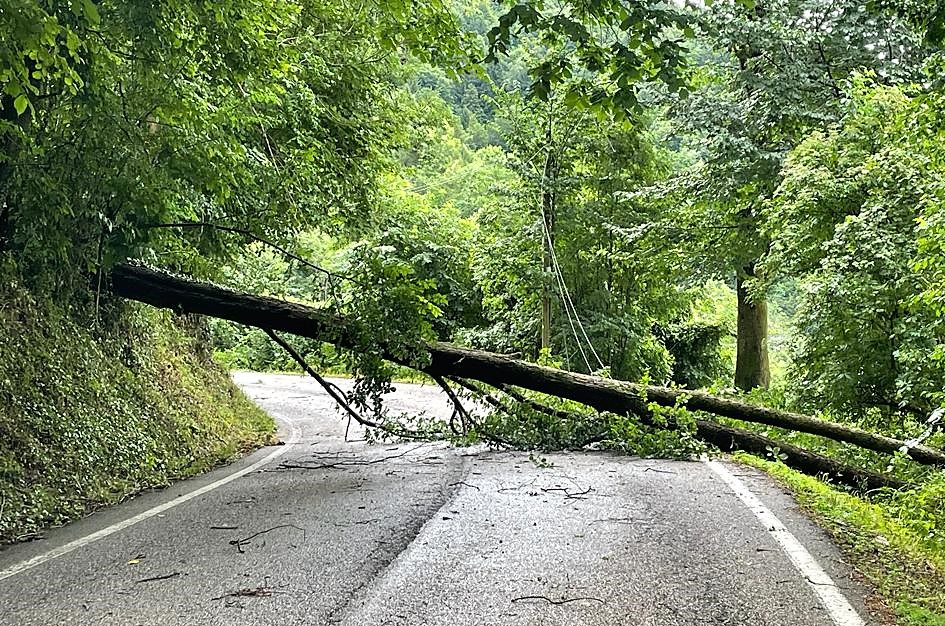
734,264,770,391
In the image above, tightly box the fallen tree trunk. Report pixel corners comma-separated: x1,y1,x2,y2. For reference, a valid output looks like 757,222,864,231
110,264,945,468
450,377,906,490
694,420,907,491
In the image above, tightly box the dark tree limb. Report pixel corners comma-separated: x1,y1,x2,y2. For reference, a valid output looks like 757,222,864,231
432,374,470,436
264,328,436,442
442,379,517,448
264,328,377,433
694,419,908,491
109,264,945,468
451,379,903,491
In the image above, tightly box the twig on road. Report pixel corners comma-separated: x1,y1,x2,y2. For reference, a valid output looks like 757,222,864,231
229,524,305,553
589,517,634,525
540,486,594,499
449,481,481,491
511,595,605,605
212,586,282,601
274,445,427,472
135,572,182,584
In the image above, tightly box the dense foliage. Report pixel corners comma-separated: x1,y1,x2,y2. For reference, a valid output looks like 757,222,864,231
0,0,469,291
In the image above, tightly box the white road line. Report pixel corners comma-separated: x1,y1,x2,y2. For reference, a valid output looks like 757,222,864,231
0,419,300,582
704,459,865,626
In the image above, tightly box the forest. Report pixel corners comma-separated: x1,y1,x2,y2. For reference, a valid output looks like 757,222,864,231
3,0,945,622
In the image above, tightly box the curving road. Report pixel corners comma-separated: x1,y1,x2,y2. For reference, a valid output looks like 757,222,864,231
0,373,883,625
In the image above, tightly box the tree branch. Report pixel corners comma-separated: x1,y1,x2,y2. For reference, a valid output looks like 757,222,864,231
264,328,376,434
147,222,353,283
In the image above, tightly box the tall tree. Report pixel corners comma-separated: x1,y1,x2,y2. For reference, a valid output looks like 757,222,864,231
657,0,927,390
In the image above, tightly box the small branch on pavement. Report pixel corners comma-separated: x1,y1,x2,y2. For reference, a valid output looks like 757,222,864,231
449,481,481,491
136,572,182,584
589,517,634,525
212,586,281,601
229,524,305,553
540,486,594,499
511,595,605,605
275,445,427,472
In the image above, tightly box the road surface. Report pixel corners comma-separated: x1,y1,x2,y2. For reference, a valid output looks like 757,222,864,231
0,372,882,625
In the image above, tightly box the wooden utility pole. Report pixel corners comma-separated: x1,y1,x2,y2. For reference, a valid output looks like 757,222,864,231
540,119,556,353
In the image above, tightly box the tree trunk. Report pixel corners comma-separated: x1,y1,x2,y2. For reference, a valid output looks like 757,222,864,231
694,420,906,491
450,377,906,491
109,264,945,467
735,264,770,391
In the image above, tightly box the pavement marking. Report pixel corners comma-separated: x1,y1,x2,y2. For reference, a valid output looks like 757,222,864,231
704,459,866,626
0,419,300,582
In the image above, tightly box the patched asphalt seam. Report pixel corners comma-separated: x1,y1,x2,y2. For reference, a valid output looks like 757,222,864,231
325,455,471,624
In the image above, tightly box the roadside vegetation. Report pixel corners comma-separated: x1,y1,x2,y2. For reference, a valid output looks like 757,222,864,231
3,0,945,621
739,454,945,624
0,258,274,543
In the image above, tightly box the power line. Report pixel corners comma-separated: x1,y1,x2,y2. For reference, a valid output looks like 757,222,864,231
538,201,605,371
539,202,592,372
524,116,606,372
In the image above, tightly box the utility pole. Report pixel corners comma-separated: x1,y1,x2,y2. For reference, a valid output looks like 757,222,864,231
540,117,556,353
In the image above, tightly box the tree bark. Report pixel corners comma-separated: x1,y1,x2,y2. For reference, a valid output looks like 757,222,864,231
694,420,906,491
735,264,770,391
109,264,945,467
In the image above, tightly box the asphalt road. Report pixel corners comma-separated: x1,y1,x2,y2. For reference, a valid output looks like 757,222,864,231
0,372,882,626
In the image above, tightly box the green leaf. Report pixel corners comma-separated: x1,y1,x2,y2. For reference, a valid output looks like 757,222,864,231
82,0,101,26
13,95,29,116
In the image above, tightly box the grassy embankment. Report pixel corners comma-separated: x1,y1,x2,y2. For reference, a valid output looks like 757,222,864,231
0,274,275,543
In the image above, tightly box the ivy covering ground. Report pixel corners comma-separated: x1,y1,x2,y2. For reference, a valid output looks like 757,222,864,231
0,261,274,543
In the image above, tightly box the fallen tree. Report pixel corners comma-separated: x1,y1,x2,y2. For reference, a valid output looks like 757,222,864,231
110,264,942,485
448,378,906,491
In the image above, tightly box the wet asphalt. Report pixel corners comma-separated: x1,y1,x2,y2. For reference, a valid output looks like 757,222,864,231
0,372,882,625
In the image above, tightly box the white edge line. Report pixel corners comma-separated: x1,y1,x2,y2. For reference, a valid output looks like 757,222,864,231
703,458,866,626
0,419,299,582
